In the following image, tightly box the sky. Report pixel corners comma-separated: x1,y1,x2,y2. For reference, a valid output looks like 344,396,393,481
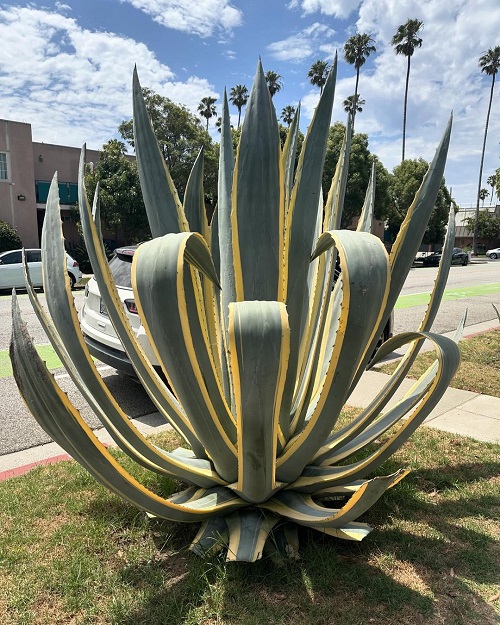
0,0,499,208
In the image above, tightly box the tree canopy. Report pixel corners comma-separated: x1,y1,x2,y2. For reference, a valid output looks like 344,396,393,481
84,139,150,243
229,85,249,128
119,88,219,201
308,60,329,94
386,158,452,244
322,122,390,228
464,210,500,242
264,70,283,98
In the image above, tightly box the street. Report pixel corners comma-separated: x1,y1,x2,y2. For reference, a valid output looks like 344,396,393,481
0,259,499,457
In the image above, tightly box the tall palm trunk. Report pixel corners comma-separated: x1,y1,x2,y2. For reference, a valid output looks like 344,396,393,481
402,55,411,162
473,73,496,254
237,108,242,128
352,69,360,127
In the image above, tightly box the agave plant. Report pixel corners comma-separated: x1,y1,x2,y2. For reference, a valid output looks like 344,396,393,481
10,58,462,562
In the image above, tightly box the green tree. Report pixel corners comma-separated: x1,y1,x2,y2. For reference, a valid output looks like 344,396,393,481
464,210,500,242
119,88,218,201
229,85,249,128
264,70,283,98
84,139,149,243
343,33,376,126
322,122,391,228
198,96,217,131
308,60,329,94
386,158,452,244
0,220,22,252
280,105,296,126
391,18,424,162
472,46,500,254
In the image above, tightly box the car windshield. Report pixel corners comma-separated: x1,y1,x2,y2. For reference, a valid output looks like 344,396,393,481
108,247,137,288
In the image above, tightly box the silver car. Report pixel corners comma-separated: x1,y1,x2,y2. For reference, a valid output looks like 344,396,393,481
486,247,500,259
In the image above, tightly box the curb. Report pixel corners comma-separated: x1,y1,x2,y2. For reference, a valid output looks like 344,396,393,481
0,453,71,482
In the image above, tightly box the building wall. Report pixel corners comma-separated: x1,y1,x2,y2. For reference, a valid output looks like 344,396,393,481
0,118,102,249
0,119,38,247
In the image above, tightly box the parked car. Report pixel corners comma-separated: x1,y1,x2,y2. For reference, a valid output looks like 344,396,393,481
81,245,394,376
486,247,500,259
79,245,160,377
421,247,469,267
0,248,82,291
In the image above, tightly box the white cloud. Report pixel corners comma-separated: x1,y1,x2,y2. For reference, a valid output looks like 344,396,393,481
267,22,336,62
120,0,243,38
288,0,360,19
0,6,218,149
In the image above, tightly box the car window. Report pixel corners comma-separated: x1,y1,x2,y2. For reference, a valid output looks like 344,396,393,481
109,255,133,288
1,251,22,265
26,250,42,263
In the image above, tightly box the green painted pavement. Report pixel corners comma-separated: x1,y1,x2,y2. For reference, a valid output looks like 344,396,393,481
0,344,64,379
395,282,500,309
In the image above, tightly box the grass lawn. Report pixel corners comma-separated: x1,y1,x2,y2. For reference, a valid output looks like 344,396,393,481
1,427,499,625
377,329,500,398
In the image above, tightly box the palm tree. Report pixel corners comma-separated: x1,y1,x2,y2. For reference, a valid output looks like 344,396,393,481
264,70,283,98
479,188,489,206
343,33,376,126
472,46,500,254
197,96,217,131
487,173,497,205
343,94,365,129
229,84,248,128
308,60,329,94
280,105,296,126
391,18,424,162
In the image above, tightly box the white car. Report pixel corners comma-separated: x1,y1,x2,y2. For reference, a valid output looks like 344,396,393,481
0,248,82,290
79,245,160,376
486,247,500,259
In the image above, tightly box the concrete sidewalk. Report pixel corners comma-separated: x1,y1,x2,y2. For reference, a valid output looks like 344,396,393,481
1,320,499,481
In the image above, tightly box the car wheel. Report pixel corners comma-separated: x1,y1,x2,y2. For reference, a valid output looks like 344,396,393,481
491,253,498,259
462,257,468,266
68,272,76,289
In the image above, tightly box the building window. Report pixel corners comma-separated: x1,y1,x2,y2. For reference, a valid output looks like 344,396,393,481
0,152,8,181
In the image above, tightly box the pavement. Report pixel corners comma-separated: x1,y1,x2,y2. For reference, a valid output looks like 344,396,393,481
0,319,498,482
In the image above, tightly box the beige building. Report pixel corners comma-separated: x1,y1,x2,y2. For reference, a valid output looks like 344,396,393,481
0,118,100,249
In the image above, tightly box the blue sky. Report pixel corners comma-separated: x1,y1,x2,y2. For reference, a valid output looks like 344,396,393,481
1,0,499,207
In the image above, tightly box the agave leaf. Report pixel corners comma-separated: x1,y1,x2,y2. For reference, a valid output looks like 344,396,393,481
190,517,229,557
282,102,301,209
232,60,284,302
10,295,246,521
347,116,453,392
225,509,278,562
335,207,460,454
357,160,376,233
228,301,290,503
77,148,205,456
315,523,372,541
183,147,209,241
277,230,389,483
323,113,352,232
282,57,337,413
28,180,223,486
263,471,405,528
133,233,238,483
132,66,188,236
291,331,460,491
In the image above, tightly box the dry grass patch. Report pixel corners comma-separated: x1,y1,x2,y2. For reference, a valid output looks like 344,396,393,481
378,329,500,397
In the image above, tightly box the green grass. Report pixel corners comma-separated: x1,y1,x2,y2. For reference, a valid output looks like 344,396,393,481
1,428,499,625
378,329,500,398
